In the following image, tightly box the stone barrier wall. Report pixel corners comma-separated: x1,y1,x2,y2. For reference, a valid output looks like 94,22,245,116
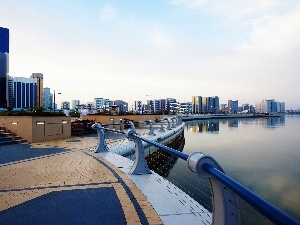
0,116,71,142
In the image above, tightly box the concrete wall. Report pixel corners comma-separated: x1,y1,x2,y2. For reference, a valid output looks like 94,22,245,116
82,114,163,125
0,116,71,143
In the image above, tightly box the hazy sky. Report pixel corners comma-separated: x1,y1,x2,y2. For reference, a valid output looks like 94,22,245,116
1,0,299,109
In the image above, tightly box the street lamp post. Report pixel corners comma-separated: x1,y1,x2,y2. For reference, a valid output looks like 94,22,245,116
110,118,114,128
53,90,61,113
120,118,123,130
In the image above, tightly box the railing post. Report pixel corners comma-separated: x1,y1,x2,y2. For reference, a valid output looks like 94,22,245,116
148,121,156,136
165,118,172,130
176,116,182,126
91,123,109,153
188,152,241,225
126,122,152,175
171,118,176,128
159,119,165,132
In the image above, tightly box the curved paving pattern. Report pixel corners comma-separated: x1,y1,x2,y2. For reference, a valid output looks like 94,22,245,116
0,134,162,225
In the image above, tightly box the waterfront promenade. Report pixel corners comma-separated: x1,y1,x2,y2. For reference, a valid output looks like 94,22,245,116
0,131,163,225
0,123,211,225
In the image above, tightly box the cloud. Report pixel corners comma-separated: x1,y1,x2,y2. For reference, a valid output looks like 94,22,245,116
239,5,300,54
168,0,300,32
99,5,116,22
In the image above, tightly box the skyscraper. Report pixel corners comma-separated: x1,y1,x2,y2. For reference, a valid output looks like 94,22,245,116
228,100,238,113
43,87,51,109
0,27,9,107
72,100,80,110
7,76,13,107
134,100,142,113
13,77,37,109
193,96,219,113
192,96,202,114
31,73,44,107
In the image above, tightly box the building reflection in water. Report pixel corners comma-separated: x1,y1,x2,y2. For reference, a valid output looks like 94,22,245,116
255,116,285,129
228,119,238,128
186,120,220,133
185,116,285,133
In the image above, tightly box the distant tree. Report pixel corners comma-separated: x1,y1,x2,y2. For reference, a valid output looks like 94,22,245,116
6,106,13,112
70,111,80,117
34,106,44,113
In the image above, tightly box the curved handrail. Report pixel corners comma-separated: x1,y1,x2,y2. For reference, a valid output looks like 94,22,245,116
93,119,300,225
203,163,300,225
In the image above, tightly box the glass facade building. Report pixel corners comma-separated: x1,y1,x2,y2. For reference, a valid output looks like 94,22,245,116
134,100,142,113
259,99,285,113
192,96,202,113
0,27,9,107
13,77,37,109
43,87,52,109
72,100,80,110
228,100,238,113
192,96,219,113
31,73,44,107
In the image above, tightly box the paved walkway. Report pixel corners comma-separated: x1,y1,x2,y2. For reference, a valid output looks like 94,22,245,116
0,133,162,225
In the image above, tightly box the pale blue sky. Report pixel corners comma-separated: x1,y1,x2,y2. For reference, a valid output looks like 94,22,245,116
1,0,300,109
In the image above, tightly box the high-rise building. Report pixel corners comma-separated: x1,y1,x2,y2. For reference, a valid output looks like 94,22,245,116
205,96,219,113
202,97,207,112
134,101,142,113
146,99,159,112
257,99,285,113
242,104,250,112
179,102,192,114
153,99,161,112
13,77,37,109
228,100,238,113
86,102,94,110
160,99,166,112
165,98,176,112
94,98,110,113
0,27,9,107
115,100,128,113
255,101,262,113
192,96,202,113
94,98,105,110
72,100,80,110
61,101,70,110
213,96,220,113
43,87,52,109
207,97,214,113
146,100,154,113
30,73,44,107
220,104,227,112
193,96,219,113
7,76,13,107
278,102,285,113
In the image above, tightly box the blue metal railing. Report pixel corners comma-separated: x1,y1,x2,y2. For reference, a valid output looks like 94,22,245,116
92,119,300,225
202,163,299,225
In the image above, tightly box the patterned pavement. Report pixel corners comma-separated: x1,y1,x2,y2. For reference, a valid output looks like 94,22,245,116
0,133,162,225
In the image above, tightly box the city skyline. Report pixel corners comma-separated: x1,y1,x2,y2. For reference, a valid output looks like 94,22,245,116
1,1,299,109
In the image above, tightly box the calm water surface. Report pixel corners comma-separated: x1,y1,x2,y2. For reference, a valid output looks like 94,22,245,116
161,115,300,222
